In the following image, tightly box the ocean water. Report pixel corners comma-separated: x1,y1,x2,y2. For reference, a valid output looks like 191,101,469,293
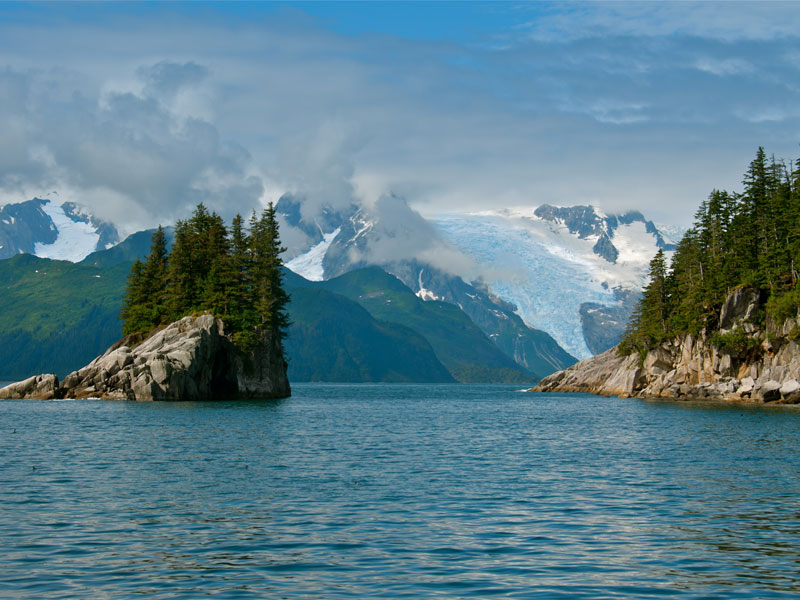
2,384,800,599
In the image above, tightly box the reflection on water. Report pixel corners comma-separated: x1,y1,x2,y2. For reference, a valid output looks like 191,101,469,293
2,385,800,599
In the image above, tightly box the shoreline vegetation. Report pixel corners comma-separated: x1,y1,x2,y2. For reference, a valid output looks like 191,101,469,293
533,147,800,403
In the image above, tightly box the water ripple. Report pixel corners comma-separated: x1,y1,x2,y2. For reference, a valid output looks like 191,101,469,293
2,385,800,598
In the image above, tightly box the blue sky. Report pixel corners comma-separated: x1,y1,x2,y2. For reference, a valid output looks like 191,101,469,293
0,1,798,230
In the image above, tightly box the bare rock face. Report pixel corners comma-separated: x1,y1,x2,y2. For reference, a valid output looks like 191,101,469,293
533,347,641,397
0,374,60,400
719,287,761,330
532,287,800,404
0,314,290,401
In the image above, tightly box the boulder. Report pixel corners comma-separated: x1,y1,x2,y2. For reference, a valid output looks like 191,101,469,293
0,374,59,400
755,380,782,402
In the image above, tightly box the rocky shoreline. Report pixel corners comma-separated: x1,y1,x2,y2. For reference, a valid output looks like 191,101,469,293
0,314,290,401
531,288,800,404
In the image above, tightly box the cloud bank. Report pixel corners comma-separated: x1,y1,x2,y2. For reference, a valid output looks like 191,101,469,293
0,2,798,234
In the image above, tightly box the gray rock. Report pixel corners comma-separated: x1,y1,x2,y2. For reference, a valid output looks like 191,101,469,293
719,287,761,330
756,380,782,402
780,379,800,397
1,314,290,401
0,374,59,400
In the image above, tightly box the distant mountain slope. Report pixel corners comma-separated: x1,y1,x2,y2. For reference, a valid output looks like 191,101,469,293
0,250,519,383
281,196,676,361
315,267,536,383
0,254,128,380
284,283,454,383
0,198,119,261
80,227,174,269
284,195,576,374
433,206,675,359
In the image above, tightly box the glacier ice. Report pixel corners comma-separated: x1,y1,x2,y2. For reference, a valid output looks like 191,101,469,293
286,227,341,281
33,201,101,263
433,211,659,360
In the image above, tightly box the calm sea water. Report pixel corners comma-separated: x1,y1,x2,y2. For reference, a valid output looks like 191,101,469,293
2,384,800,599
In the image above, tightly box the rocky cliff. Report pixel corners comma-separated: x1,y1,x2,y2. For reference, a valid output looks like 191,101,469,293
0,314,290,401
532,288,800,404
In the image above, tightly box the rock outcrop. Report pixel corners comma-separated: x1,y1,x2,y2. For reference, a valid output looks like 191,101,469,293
532,288,800,404
0,314,290,401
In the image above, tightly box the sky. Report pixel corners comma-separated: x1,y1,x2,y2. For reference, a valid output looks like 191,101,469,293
0,1,799,232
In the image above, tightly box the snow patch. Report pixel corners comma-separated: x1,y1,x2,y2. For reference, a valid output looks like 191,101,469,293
613,221,661,265
33,201,100,262
286,228,341,281
416,269,442,302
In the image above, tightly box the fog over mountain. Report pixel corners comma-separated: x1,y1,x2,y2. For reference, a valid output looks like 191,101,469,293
1,2,799,232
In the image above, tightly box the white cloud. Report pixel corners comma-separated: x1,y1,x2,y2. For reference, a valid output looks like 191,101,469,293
0,3,798,232
695,57,754,76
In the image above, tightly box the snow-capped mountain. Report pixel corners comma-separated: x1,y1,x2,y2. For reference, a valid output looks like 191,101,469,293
279,195,578,376
0,198,119,262
281,197,679,362
433,205,677,359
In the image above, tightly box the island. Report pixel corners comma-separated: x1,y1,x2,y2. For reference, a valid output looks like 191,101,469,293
0,203,291,401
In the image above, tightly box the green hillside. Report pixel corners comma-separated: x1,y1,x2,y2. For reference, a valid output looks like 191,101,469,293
284,286,454,382
317,267,535,383
0,254,522,383
0,254,129,379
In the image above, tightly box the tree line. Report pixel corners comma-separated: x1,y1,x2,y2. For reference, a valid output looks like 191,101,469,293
622,147,800,355
121,203,289,354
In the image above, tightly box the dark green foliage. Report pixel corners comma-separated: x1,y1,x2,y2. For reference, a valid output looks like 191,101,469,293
120,227,169,335
121,203,290,355
709,329,762,359
622,147,800,354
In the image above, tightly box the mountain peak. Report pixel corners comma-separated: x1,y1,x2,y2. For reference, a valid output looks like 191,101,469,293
0,198,119,262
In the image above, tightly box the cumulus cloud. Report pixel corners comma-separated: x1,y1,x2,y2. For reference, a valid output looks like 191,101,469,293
0,2,798,233
344,194,478,279
0,63,263,234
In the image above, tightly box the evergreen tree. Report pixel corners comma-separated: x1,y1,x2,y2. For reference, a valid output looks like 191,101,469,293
621,146,800,355
121,202,291,357
142,226,169,326
249,203,290,341
120,259,150,335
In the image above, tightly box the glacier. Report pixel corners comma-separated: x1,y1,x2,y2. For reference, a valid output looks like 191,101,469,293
286,227,341,281
433,210,661,360
33,201,101,263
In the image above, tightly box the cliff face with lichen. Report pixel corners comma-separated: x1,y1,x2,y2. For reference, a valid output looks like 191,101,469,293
0,314,290,401
532,288,800,404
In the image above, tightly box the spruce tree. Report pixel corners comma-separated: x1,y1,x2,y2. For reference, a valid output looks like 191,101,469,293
120,202,291,355
142,226,169,326
120,259,150,335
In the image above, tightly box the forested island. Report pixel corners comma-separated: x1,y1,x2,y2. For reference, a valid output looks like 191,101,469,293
0,203,291,401
122,203,289,353
535,147,800,402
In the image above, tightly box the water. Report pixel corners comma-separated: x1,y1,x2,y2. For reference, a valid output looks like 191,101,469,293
2,384,800,599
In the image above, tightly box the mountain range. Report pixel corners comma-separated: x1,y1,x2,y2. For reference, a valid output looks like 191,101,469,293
0,198,118,262
278,195,680,361
0,194,679,382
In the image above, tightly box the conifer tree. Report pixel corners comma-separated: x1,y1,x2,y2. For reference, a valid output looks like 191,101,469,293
143,226,169,326
621,146,800,355
120,259,150,335
249,203,290,341
121,202,291,357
